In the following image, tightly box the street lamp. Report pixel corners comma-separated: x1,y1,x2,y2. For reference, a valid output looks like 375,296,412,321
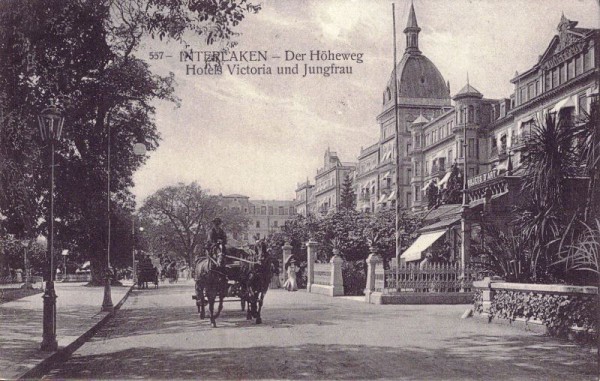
61,249,69,282
131,143,147,284
21,240,33,290
132,222,144,283
37,105,64,352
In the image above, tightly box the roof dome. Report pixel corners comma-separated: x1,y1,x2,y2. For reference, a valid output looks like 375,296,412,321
385,55,450,104
382,3,450,108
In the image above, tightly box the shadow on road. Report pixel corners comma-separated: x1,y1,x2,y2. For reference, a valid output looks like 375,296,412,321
43,339,596,380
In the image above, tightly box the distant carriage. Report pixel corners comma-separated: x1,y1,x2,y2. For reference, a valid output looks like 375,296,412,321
137,260,158,289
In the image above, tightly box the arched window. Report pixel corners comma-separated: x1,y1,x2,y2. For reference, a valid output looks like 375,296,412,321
386,87,391,100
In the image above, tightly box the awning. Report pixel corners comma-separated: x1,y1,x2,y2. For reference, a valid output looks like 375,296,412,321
438,171,452,188
378,194,387,204
552,96,576,113
422,180,436,191
518,115,535,129
387,190,396,201
400,230,446,262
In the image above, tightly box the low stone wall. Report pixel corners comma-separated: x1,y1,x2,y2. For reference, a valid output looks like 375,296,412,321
473,277,598,339
305,240,344,297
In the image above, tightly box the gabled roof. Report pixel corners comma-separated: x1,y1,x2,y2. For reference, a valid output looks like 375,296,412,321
412,114,429,125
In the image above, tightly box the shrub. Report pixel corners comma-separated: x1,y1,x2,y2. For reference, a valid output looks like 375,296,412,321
342,260,366,296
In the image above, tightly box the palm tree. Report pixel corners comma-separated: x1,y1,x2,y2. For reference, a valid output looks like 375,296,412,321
519,110,579,280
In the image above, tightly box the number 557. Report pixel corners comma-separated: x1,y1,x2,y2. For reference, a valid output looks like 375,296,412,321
149,52,164,60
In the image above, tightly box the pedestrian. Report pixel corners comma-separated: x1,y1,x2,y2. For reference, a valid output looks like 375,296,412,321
270,258,281,289
283,257,298,291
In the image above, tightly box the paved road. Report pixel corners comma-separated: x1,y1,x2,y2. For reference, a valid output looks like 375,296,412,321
42,280,596,380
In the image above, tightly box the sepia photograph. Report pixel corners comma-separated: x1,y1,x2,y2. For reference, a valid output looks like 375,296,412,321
0,0,599,380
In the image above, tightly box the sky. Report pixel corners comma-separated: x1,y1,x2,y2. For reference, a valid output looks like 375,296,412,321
131,0,599,204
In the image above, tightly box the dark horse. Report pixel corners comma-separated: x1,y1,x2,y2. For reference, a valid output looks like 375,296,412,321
194,248,228,328
240,240,272,324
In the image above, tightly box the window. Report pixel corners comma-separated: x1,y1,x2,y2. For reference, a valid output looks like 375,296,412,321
468,138,475,158
469,168,475,178
567,59,574,80
406,193,412,208
407,143,411,154
528,83,534,100
414,186,419,201
578,93,588,115
575,54,582,75
256,221,260,228
268,206,273,215
261,206,266,215
459,139,464,158
561,64,567,84
545,71,551,90
407,168,412,183
273,221,278,228
520,87,527,104
468,105,474,123
552,68,558,88
251,206,256,214
415,161,420,176
448,149,453,164
279,206,284,215
584,49,593,70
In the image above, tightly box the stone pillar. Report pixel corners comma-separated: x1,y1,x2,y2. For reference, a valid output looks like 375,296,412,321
473,276,503,319
460,207,471,292
281,241,292,285
306,239,317,293
364,248,382,303
330,249,344,296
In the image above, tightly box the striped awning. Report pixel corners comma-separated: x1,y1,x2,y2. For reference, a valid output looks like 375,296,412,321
401,230,446,262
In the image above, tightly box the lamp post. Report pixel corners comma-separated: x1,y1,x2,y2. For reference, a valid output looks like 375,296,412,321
132,222,144,283
131,142,147,284
61,249,69,282
37,106,64,352
21,240,33,290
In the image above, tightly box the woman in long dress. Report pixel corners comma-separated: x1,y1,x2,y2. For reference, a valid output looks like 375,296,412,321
283,257,298,291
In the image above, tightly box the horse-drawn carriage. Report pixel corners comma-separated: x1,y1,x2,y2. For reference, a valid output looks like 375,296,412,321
193,241,274,327
137,260,158,289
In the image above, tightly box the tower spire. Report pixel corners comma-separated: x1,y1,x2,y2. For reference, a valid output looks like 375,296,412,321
403,2,421,54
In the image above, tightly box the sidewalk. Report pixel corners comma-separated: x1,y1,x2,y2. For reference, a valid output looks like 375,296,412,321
0,281,133,380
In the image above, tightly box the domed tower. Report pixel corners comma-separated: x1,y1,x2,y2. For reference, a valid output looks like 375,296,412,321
376,3,452,209
452,82,484,184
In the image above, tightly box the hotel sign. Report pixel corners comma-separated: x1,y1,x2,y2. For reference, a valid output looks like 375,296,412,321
541,40,587,70
468,169,499,187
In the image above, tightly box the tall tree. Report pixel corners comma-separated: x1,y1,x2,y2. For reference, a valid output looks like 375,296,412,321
139,182,248,266
340,173,356,210
0,0,259,282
